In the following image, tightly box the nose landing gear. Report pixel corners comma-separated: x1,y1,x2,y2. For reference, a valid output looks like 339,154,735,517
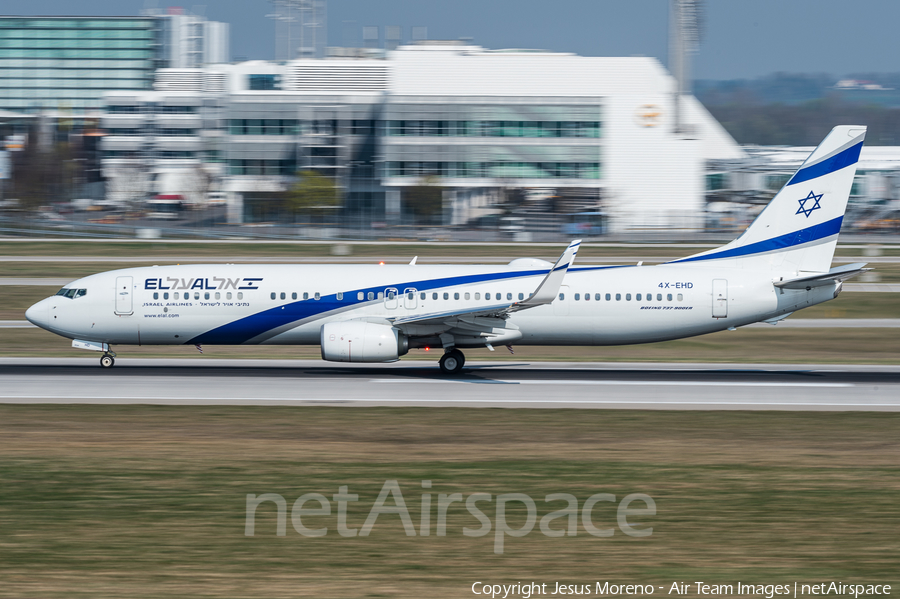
438,348,465,375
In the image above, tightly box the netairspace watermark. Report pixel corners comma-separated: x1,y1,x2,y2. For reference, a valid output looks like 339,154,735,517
470,582,893,598
244,479,656,554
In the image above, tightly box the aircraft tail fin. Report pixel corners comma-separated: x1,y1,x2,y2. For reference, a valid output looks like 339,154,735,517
670,125,867,274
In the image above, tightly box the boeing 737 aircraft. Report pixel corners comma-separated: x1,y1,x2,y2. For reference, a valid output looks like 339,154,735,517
26,126,870,374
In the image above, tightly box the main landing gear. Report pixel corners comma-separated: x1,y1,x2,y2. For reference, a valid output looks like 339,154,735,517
100,351,116,368
439,348,465,375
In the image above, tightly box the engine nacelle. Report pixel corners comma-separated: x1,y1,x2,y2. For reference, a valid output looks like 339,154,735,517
320,321,408,363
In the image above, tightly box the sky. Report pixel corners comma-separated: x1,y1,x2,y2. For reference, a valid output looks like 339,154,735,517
3,0,899,80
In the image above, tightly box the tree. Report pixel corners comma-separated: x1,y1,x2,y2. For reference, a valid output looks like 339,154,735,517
181,165,212,207
286,169,340,219
402,176,443,224
10,136,78,213
105,161,151,209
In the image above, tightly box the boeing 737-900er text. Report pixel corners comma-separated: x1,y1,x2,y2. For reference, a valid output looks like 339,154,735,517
27,126,871,374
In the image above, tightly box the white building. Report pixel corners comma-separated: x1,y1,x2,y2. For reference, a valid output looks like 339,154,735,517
102,42,748,232
154,11,230,68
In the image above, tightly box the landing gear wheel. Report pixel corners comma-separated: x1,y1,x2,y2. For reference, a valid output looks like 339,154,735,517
439,349,465,375
100,355,115,368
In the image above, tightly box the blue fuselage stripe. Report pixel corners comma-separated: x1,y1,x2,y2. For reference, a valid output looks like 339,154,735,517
668,215,843,264
787,141,863,186
189,268,551,345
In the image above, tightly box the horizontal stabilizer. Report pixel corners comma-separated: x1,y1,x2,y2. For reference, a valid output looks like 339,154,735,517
775,262,870,289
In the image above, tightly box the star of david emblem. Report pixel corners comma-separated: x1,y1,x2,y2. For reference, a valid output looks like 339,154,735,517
796,190,823,218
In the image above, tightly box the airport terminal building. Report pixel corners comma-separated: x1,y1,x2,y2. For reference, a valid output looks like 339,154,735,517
100,42,745,234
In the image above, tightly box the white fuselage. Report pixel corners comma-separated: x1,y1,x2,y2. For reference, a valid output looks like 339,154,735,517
26,261,837,349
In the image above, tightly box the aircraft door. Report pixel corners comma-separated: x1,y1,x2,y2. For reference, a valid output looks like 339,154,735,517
384,288,398,310
404,288,417,310
712,279,727,318
115,276,133,315
552,285,570,316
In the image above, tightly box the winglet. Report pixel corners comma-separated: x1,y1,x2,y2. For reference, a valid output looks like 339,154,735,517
514,239,581,309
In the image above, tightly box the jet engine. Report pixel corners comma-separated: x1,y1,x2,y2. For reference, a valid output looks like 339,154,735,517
320,321,408,363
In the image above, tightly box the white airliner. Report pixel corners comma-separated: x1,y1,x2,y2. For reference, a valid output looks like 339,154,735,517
27,126,870,374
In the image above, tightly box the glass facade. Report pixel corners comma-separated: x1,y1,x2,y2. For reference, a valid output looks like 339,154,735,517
0,17,156,113
384,161,600,179
385,120,601,138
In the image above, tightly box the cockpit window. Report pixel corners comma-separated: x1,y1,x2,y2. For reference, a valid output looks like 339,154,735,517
55,288,87,299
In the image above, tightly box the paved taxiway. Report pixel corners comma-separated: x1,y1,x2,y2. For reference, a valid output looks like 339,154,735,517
0,358,897,411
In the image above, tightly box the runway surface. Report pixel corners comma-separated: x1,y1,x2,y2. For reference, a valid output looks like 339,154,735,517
0,358,897,411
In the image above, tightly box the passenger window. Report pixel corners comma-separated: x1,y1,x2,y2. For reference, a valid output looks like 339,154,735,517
443,292,449,300
454,292,459,300
657,293,662,301
215,292,221,300
227,292,232,300
584,293,589,301
304,292,309,300
574,293,580,301
616,293,621,301
464,292,470,300
559,293,565,300
237,292,243,300
270,292,276,300
174,292,179,300
315,292,320,300
485,293,491,300
605,293,611,301
337,292,343,300
194,292,200,300
420,292,426,300
507,293,512,300
358,292,364,300
636,293,641,301
432,292,438,300
367,292,374,300
595,293,600,301
475,292,481,300
153,292,159,300
292,292,297,300
163,292,169,300
667,293,673,301
280,292,286,300
518,293,525,300
408,292,415,300
677,293,683,301
626,293,631,301
378,292,384,299
205,292,210,300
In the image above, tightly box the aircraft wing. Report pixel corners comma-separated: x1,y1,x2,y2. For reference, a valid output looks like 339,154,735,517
774,262,870,289
389,239,581,335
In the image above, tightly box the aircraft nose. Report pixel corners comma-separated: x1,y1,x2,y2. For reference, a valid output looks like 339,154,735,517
25,298,50,329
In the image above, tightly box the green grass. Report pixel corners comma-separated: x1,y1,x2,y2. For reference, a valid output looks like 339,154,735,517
1,239,897,260
3,260,900,283
0,406,897,598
